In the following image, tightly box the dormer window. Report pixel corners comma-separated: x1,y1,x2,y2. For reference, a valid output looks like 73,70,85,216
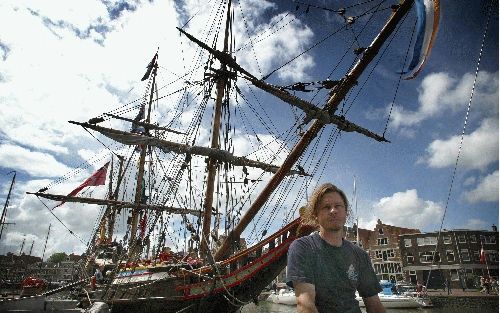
378,228,384,235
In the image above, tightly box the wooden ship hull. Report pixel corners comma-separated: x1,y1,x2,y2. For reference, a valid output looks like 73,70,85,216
104,219,312,313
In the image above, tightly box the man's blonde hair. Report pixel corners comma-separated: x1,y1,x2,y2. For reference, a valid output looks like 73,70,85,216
301,183,349,227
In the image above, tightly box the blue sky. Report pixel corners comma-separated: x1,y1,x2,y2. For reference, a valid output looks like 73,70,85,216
0,0,498,256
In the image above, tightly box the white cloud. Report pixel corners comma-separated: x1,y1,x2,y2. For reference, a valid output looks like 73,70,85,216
389,71,499,129
465,170,499,203
0,144,72,177
422,118,498,170
371,189,443,230
461,218,489,231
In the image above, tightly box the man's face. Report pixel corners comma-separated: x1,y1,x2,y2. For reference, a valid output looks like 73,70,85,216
316,191,347,232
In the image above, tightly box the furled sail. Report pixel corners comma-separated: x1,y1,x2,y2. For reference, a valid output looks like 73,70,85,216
69,121,309,176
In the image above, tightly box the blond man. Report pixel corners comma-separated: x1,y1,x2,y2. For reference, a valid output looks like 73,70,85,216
286,183,386,313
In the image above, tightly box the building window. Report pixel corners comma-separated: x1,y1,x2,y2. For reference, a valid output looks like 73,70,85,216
461,249,470,261
446,250,455,262
470,235,477,243
380,249,395,261
375,250,383,259
473,250,480,262
378,238,388,245
417,237,437,246
374,262,402,275
443,235,452,244
378,228,384,235
407,252,414,264
419,251,439,263
487,236,497,244
458,234,466,243
489,251,499,263
450,269,459,281
404,238,412,247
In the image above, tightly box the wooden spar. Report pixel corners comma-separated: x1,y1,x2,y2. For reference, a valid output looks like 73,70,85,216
27,192,203,216
130,62,158,250
69,121,308,175
200,0,232,260
104,113,186,135
214,0,414,261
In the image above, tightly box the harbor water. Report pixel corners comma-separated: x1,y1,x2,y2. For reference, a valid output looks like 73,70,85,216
240,302,498,313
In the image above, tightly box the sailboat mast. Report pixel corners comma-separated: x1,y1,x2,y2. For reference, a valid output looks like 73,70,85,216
353,175,359,245
0,171,16,241
130,61,158,248
214,0,414,261
40,224,51,267
200,0,233,260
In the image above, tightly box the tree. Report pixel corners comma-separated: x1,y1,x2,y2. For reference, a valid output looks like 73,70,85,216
48,252,68,263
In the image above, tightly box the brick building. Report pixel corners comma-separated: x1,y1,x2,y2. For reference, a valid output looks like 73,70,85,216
345,219,420,282
399,227,499,289
0,253,41,283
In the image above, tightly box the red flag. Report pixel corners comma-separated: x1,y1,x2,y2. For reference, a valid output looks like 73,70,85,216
54,162,110,208
480,248,486,264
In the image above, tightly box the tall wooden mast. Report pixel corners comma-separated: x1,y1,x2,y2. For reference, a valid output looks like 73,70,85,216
199,0,233,260
129,60,158,250
214,0,414,261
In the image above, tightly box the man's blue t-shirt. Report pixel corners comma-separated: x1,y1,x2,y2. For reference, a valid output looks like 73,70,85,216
286,232,381,313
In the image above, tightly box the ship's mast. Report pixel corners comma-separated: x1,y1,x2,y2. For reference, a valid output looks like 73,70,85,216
129,59,158,251
214,0,415,261
199,0,233,260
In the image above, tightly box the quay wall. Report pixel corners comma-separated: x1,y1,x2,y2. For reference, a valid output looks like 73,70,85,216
429,295,498,309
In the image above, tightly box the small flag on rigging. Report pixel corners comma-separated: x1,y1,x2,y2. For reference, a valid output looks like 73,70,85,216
53,162,110,209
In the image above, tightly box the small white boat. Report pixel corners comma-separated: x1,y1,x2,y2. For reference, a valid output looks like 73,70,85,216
266,289,297,305
357,281,433,308
357,293,432,308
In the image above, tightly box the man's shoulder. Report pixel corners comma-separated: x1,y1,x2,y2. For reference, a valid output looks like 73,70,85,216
343,240,369,256
290,232,320,249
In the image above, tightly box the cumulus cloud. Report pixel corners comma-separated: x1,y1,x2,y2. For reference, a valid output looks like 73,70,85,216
465,170,499,203
0,144,72,177
422,118,498,170
389,71,499,129
371,189,444,230
461,218,489,231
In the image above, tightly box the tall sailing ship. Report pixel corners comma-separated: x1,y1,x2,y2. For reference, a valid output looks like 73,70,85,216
27,0,440,312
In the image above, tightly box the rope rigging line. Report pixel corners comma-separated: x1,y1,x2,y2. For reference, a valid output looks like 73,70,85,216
424,0,494,290
36,196,86,245
261,0,388,81
301,0,386,108
40,151,110,192
383,16,416,136
336,1,411,120
293,0,383,13
261,23,348,81
235,2,263,78
344,0,388,51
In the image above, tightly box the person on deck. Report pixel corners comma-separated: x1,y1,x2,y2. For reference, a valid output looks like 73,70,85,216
286,183,386,313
